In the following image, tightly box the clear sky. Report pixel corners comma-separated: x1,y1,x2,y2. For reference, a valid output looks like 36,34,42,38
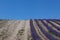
0,0,60,20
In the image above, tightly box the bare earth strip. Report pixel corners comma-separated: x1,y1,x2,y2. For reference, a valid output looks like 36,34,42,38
21,20,30,40
4,20,26,40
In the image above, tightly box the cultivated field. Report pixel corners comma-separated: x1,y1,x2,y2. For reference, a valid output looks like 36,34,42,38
0,19,60,40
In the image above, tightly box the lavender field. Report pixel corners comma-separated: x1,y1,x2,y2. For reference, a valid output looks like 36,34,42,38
0,19,60,40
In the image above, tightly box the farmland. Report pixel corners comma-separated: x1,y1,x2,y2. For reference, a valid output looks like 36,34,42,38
0,19,60,40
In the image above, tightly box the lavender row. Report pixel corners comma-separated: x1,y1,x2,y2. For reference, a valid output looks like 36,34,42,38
46,20,60,31
34,19,58,40
30,19,41,40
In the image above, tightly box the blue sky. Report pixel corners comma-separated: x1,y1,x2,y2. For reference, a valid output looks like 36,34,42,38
0,0,60,20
